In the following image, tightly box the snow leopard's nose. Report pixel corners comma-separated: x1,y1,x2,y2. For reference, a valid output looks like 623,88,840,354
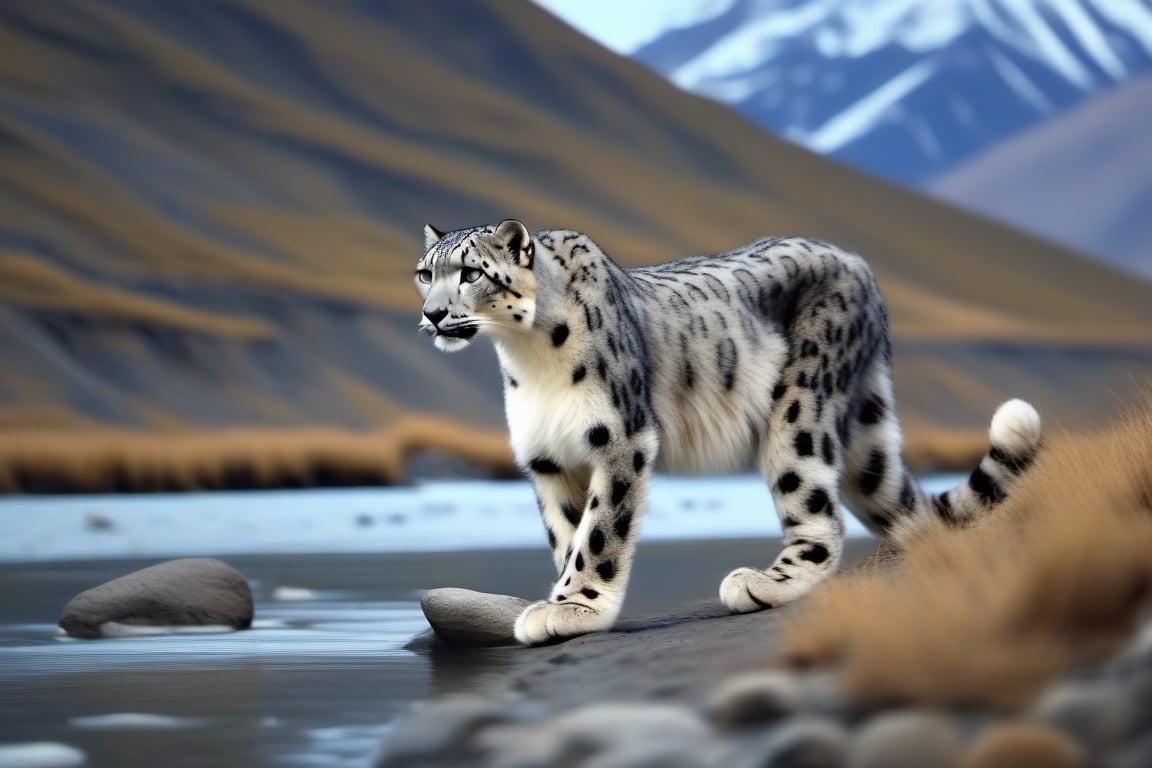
423,307,448,328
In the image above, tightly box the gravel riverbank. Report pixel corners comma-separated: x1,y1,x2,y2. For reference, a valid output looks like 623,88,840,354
384,540,1152,768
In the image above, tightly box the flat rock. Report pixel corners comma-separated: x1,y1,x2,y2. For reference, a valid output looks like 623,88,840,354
58,558,253,639
420,588,530,648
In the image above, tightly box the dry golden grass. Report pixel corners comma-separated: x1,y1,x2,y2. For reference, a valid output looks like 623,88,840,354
0,417,1020,494
0,415,516,494
780,400,1152,711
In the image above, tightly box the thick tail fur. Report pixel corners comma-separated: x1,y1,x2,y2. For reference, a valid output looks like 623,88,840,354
890,399,1042,545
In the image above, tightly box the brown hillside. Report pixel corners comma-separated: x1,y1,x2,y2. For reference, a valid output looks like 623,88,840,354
2,0,1151,485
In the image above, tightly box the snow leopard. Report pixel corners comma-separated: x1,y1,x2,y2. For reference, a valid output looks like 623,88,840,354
414,219,1042,646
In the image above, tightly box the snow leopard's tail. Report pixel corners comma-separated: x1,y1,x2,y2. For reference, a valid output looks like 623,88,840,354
932,399,1041,521
893,399,1042,543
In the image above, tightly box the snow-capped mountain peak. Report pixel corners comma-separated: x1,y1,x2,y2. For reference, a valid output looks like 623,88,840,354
628,0,1152,182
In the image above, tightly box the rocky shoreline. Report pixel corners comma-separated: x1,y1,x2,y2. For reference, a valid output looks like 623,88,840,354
384,582,1152,768
34,543,1152,767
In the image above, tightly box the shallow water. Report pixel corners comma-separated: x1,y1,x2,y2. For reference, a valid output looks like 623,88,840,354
0,476,957,766
0,556,431,767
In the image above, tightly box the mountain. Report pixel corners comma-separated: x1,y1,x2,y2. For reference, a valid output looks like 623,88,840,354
931,73,1152,279
1,0,1151,487
631,0,1152,184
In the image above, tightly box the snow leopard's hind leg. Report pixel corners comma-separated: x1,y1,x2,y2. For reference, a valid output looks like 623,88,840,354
720,365,854,613
837,354,934,537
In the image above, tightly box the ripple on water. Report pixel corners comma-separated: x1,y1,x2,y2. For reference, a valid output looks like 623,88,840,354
0,742,86,768
69,713,208,730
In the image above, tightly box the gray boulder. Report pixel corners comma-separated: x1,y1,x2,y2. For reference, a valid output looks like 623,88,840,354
59,558,253,639
420,588,530,648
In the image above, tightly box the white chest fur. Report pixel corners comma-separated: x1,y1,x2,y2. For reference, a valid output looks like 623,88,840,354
496,341,603,469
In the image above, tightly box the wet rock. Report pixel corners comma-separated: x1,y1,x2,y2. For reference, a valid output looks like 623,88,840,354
961,722,1083,768
718,717,848,768
704,670,803,730
58,558,253,639
375,694,518,768
849,710,963,768
1032,680,1131,749
420,588,530,648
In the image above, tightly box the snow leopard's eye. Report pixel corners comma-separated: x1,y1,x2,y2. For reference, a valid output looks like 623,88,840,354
462,268,483,284
416,269,432,285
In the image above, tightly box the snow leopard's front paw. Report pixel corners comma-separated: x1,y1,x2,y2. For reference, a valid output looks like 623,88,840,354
720,567,815,614
513,599,614,645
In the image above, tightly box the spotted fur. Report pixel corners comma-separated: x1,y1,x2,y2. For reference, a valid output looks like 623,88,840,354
415,219,1042,645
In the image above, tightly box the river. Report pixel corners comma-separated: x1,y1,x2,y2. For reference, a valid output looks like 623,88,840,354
0,475,960,766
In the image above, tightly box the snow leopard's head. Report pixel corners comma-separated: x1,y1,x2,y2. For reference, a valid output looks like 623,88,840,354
415,219,538,352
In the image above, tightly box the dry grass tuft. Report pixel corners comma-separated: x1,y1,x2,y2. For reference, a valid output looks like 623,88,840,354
781,401,1152,711
0,415,516,494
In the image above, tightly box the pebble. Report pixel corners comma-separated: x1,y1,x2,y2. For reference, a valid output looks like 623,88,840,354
797,669,874,722
470,722,562,768
375,694,517,768
58,558,253,639
705,670,803,730
1031,680,1131,749
551,702,712,752
466,703,712,768
582,741,713,768
849,710,963,768
420,588,530,648
726,717,849,768
961,722,1083,768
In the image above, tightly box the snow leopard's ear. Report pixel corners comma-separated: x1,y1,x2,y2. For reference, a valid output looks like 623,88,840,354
423,224,446,252
495,219,534,269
